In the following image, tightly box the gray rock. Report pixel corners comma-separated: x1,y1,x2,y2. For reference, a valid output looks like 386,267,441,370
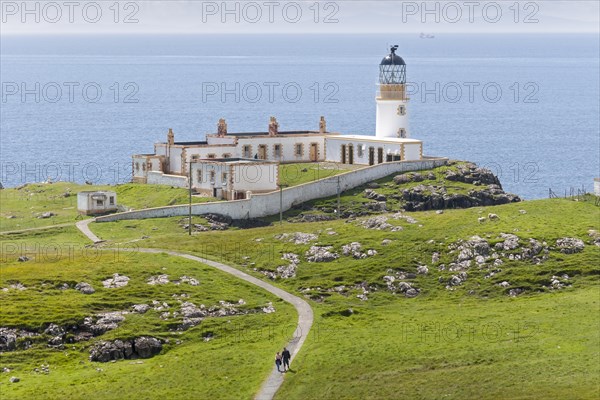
131,304,150,314
102,273,130,288
147,274,169,285
75,282,95,294
305,246,339,262
134,337,162,358
274,232,318,245
9,376,19,383
556,237,585,254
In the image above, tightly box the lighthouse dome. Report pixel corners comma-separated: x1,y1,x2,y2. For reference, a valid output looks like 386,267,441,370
380,52,405,66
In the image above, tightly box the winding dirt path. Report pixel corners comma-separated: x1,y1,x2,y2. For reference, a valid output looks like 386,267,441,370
75,218,313,400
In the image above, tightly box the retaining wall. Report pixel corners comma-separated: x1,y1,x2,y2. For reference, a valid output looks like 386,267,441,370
96,157,448,222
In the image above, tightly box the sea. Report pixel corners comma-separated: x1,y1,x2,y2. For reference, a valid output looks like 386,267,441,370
1,34,599,199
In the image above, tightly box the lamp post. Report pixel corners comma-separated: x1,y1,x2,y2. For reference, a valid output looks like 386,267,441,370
279,183,289,225
336,175,341,219
188,159,192,236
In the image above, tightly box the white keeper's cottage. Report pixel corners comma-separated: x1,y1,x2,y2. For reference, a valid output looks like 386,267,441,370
132,45,424,198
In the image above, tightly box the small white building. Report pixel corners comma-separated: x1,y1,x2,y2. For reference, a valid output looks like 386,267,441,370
77,191,118,215
132,45,426,187
190,158,278,200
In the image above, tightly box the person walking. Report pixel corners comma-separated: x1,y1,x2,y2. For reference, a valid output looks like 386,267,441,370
282,347,291,371
275,352,283,372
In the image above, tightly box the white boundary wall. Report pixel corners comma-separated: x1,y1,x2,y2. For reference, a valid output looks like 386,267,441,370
147,171,188,187
97,157,448,222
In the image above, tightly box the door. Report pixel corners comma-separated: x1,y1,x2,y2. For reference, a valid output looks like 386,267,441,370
348,144,354,164
341,145,347,164
368,147,375,165
310,143,318,162
377,148,384,164
258,145,267,160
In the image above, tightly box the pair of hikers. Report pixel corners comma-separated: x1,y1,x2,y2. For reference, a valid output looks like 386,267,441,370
275,348,291,372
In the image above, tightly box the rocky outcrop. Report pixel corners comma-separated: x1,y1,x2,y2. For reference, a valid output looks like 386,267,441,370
89,336,162,362
275,232,318,245
359,216,402,231
341,242,377,259
306,246,339,262
0,328,36,352
397,184,520,212
444,163,500,186
555,237,585,254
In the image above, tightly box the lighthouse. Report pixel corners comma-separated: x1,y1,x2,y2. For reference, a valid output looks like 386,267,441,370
376,45,409,139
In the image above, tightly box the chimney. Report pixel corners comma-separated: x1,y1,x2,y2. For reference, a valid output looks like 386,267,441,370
268,116,279,136
167,128,174,145
217,118,228,137
319,116,327,133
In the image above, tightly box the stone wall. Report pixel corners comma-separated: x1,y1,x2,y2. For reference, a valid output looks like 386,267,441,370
96,157,448,222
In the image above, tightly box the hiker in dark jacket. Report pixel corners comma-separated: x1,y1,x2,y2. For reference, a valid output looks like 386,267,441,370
282,347,291,371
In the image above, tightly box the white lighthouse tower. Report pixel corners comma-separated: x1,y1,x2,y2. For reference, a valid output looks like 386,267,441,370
376,45,409,139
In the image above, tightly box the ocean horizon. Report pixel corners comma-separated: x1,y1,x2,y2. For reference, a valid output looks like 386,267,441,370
1,33,599,199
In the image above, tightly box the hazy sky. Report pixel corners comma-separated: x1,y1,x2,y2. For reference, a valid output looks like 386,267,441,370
1,1,599,34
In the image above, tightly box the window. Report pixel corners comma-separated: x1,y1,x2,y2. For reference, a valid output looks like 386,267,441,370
191,154,200,160
398,128,406,138
96,199,104,207
209,170,215,182
295,143,303,157
243,145,252,158
222,172,228,183
207,154,216,159
258,144,267,159
397,105,406,116
142,163,146,171
197,169,203,183
135,162,140,172
222,153,231,158
274,144,282,158
109,196,115,205
357,146,364,158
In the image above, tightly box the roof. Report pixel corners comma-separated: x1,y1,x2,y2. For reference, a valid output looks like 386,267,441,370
326,134,421,144
192,157,276,164
78,190,116,195
209,131,323,137
173,141,208,145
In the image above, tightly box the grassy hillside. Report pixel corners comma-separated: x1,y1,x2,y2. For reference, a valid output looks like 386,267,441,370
0,251,296,399
88,196,600,399
0,182,217,232
1,162,599,399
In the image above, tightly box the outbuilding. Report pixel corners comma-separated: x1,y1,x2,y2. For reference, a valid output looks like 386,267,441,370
77,191,118,215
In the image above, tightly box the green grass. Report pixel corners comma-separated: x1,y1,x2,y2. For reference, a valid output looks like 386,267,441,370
0,182,217,232
278,162,356,187
0,251,297,399
2,161,599,399
276,287,600,399
87,197,600,399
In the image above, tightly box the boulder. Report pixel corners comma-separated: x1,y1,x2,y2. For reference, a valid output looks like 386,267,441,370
102,274,130,288
134,337,162,358
75,282,95,294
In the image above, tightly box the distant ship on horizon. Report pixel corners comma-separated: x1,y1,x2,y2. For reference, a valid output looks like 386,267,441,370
420,33,435,39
